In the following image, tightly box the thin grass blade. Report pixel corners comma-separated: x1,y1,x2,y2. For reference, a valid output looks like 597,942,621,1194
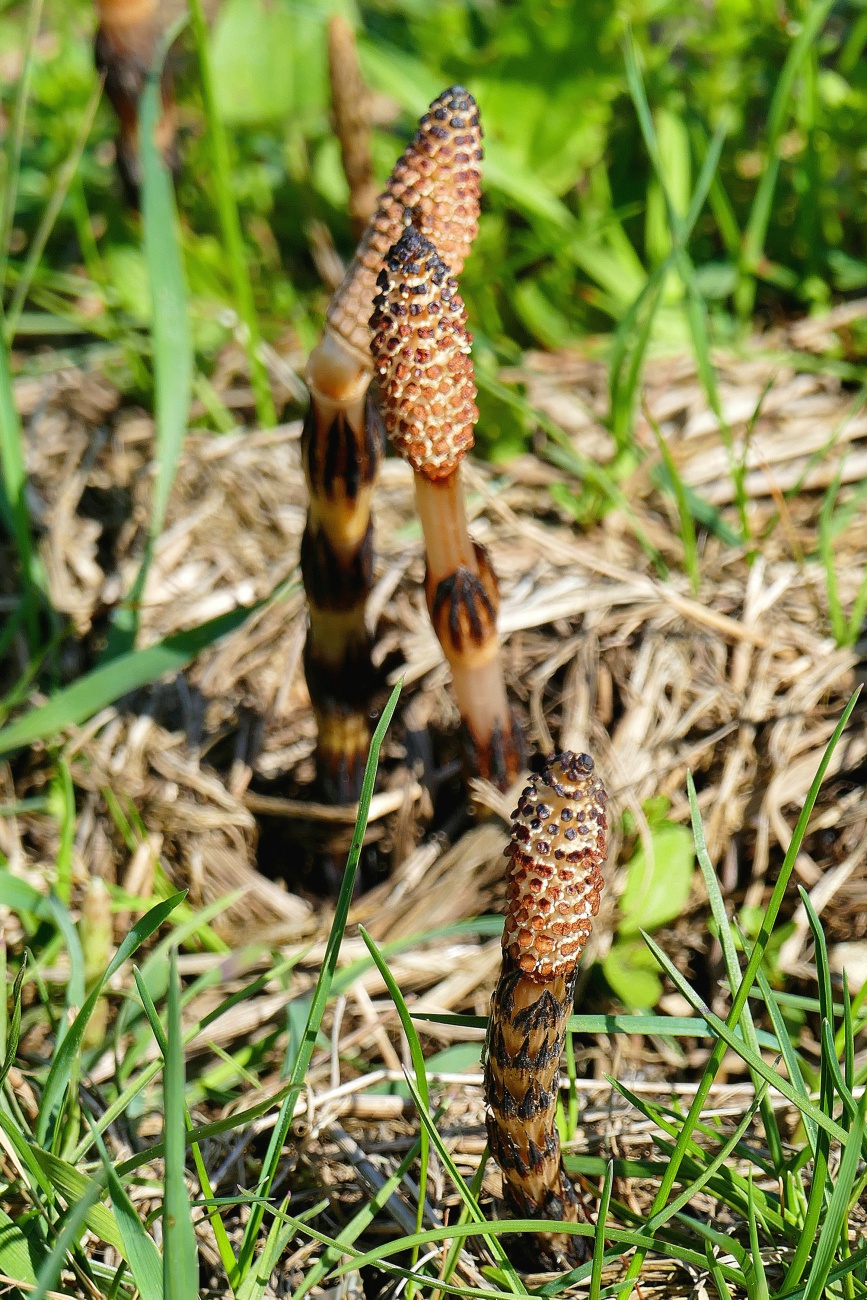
37,892,186,1144
0,599,266,759
163,947,198,1300
236,680,403,1279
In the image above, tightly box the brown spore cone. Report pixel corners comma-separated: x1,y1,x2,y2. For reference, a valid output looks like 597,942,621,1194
503,751,607,981
370,228,478,479
484,752,608,1268
327,85,482,360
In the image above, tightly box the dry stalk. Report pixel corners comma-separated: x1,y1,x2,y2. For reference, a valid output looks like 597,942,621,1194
327,16,378,237
303,87,482,802
370,227,523,786
93,0,178,202
484,752,608,1268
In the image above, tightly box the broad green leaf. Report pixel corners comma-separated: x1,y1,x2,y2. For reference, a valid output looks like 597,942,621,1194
0,1208,39,1286
0,602,264,759
211,0,299,123
29,1149,124,1251
617,821,695,936
602,936,663,1009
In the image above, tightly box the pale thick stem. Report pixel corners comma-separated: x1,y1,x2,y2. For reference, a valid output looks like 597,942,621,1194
307,327,371,405
451,660,511,749
95,0,158,28
305,329,374,559
414,470,477,585
414,468,514,763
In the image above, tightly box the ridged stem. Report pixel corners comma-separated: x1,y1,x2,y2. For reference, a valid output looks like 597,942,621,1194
484,959,589,1269
483,752,608,1268
414,471,522,787
302,330,381,803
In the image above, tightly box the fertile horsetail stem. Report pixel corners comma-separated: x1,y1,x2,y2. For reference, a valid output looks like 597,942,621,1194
93,0,179,203
327,16,378,237
303,88,482,804
369,228,523,787
484,752,608,1268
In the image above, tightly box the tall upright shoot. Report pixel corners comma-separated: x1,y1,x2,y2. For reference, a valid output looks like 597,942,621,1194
302,87,482,802
370,228,523,787
93,0,178,203
484,752,608,1266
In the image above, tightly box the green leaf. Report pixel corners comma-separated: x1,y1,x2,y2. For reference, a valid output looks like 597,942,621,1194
103,21,193,657
163,949,198,1300
0,958,26,1089
211,0,299,123
93,1124,164,1300
0,1207,39,1286
602,936,663,1009
617,821,695,936
802,1090,867,1300
37,892,187,1145
0,601,264,759
29,1148,124,1251
140,34,192,543
31,1167,108,1300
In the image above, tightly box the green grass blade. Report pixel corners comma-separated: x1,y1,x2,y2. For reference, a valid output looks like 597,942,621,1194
235,680,403,1279
640,931,846,1143
0,330,41,648
37,892,187,1144
27,1147,123,1250
188,0,275,428
801,1090,867,1300
0,0,44,294
131,964,239,1287
359,925,430,1297
291,1142,423,1300
642,1083,769,1235
745,1172,769,1300
400,1070,527,1296
753,962,818,1155
0,599,265,759
735,0,835,320
842,973,855,1092
588,1160,613,1300
163,948,198,1300
646,405,699,591
237,1196,295,1300
105,21,193,657
30,1167,108,1300
5,79,102,342
818,468,847,645
617,690,859,1294
328,1218,740,1285
688,775,784,1171
0,958,25,1089
91,1119,164,1300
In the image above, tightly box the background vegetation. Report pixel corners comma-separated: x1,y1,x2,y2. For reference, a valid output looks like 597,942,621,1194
4,0,867,454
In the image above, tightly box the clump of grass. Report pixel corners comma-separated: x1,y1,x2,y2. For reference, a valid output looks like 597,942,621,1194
1,690,864,1298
